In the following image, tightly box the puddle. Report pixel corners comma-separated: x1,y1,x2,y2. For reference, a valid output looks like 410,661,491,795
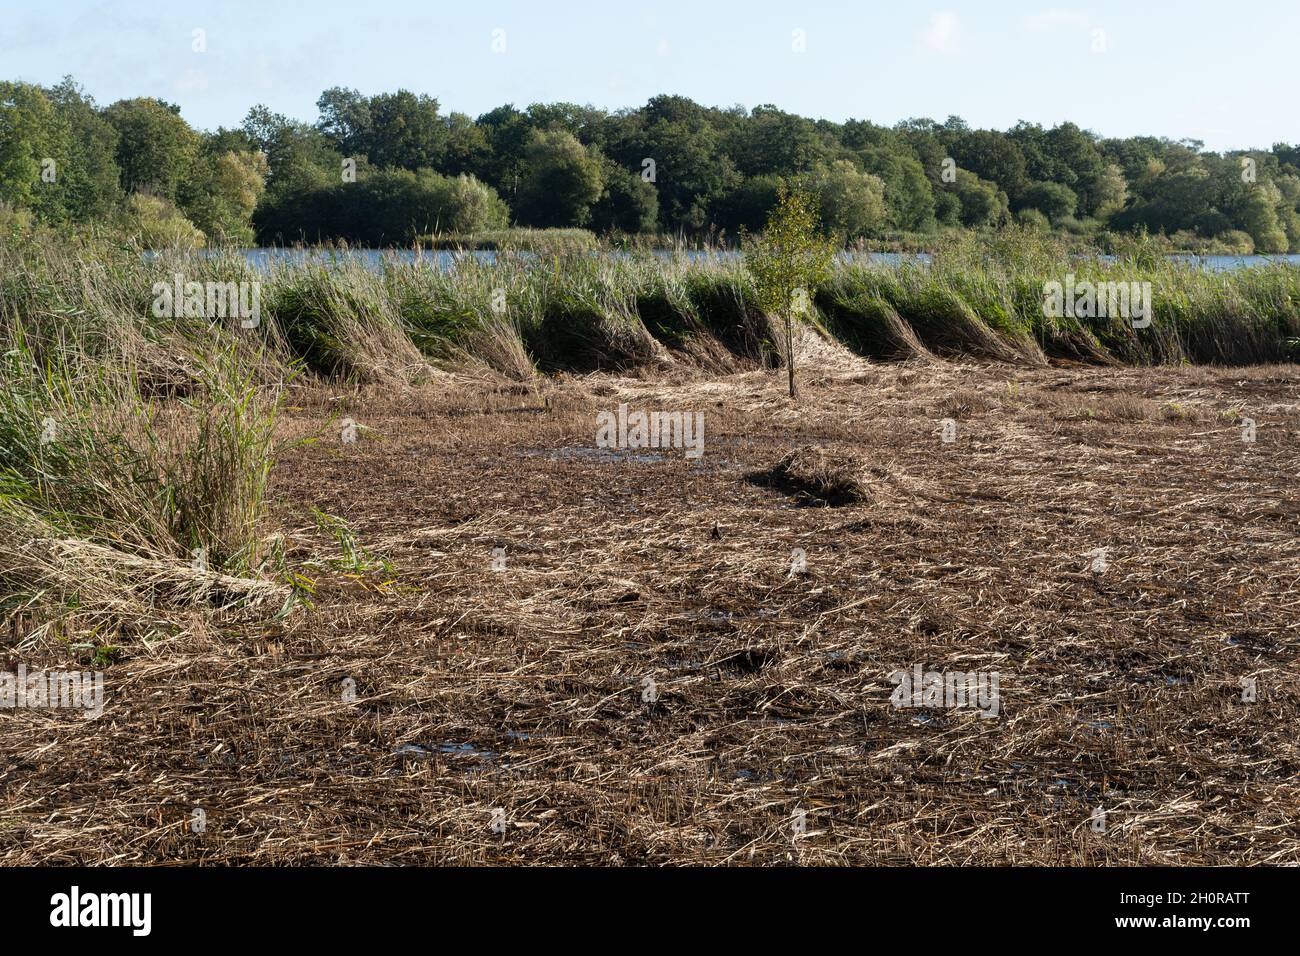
729,768,780,783
393,741,499,761
531,446,664,464
682,608,736,622
681,607,780,623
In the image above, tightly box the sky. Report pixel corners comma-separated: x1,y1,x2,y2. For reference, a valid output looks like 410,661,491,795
1,0,1293,152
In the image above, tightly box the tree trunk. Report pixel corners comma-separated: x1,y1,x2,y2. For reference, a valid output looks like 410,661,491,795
786,314,797,398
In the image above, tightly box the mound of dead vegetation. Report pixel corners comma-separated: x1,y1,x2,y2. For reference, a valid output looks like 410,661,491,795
749,444,872,506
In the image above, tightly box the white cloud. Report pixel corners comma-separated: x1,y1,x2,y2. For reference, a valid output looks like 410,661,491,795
1022,9,1091,32
921,12,959,53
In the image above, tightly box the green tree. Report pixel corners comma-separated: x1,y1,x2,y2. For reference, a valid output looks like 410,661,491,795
950,128,1028,204
933,189,962,226
1112,160,1212,234
714,174,783,233
442,111,491,178
104,97,200,202
743,182,837,398
315,86,372,155
610,95,739,232
244,105,340,195
728,105,829,176
1019,181,1078,224
0,81,68,220
187,149,268,245
811,159,887,238
590,160,658,234
514,130,604,227
1015,208,1051,231
254,168,506,245
1273,174,1300,250
859,146,936,232
429,172,510,234
951,170,1008,227
359,90,447,171
525,102,607,142
475,104,534,198
48,78,122,221
1235,182,1288,253
124,191,205,249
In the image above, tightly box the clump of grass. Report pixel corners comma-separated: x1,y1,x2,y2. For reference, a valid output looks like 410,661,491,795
309,508,395,576
267,257,429,383
749,445,871,506
817,272,932,360
0,497,286,622
0,329,286,637
0,227,293,394
385,252,538,380
681,260,780,365
525,256,661,371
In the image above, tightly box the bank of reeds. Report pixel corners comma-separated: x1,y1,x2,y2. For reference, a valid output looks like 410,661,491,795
0,228,288,642
6,227,1297,393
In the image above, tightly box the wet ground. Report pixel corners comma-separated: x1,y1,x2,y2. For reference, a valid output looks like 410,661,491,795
4,356,1299,864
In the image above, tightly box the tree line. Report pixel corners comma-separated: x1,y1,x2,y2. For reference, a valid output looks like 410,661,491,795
3,77,1300,251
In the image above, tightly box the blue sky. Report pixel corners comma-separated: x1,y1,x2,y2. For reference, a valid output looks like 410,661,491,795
1,0,1293,151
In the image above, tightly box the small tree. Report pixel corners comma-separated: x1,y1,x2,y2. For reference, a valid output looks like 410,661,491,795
742,181,837,398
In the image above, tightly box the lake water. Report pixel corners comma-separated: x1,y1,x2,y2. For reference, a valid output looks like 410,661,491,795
1167,254,1300,271
218,248,1300,273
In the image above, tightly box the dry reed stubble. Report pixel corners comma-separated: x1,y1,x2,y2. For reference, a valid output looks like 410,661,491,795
2,359,1297,865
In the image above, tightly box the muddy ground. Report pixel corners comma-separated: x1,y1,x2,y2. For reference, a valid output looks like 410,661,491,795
5,351,1300,865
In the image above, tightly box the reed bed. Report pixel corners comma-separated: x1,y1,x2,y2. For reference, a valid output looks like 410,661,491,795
5,228,1298,393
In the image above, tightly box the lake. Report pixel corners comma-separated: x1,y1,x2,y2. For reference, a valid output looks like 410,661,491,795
211,248,1300,273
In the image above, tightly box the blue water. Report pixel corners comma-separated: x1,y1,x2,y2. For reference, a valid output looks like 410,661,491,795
228,247,926,270
1171,254,1300,271
210,247,1300,273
